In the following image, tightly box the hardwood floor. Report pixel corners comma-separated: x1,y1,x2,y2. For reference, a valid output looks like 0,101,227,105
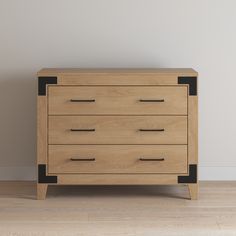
0,181,236,235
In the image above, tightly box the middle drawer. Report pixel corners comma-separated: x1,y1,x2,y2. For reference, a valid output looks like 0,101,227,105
48,116,187,144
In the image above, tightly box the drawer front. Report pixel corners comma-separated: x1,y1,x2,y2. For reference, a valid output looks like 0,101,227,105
48,145,187,174
48,86,187,115
48,116,187,144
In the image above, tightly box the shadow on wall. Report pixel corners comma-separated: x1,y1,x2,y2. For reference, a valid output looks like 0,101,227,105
0,74,36,169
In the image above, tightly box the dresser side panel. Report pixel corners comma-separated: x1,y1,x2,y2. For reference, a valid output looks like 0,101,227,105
188,96,198,165
37,96,47,165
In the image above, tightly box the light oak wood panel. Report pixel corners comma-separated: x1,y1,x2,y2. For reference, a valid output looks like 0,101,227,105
48,86,187,115
58,74,179,86
37,68,198,77
188,96,198,164
188,183,198,200
57,174,178,185
48,116,187,144
37,96,47,164
34,68,198,86
37,184,48,200
48,145,187,174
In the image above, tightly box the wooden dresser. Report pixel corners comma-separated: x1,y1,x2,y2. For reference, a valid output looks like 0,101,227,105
37,68,198,200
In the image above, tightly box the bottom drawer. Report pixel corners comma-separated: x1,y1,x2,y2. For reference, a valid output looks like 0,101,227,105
48,145,187,174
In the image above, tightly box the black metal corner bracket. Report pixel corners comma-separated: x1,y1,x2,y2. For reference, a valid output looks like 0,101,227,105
38,164,57,183
178,164,197,183
178,76,197,96
38,76,57,95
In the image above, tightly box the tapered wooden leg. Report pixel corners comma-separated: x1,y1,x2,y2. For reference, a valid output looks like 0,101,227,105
188,184,198,200
37,184,48,200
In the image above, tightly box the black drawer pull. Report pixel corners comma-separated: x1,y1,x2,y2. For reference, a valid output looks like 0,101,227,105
70,158,96,161
70,129,95,132
139,158,165,161
139,129,165,132
70,99,95,102
139,99,165,102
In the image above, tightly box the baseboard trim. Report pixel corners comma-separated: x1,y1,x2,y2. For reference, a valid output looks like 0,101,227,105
0,166,236,181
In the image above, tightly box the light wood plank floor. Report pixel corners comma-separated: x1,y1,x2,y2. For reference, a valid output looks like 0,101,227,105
0,181,236,236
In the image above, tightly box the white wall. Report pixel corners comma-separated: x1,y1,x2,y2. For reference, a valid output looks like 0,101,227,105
0,0,236,180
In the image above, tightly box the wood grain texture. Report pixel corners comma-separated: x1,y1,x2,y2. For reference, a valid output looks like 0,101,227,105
1,181,236,236
58,74,179,86
57,174,178,185
37,96,47,164
36,183,47,200
48,116,187,144
48,145,187,174
188,96,198,164
37,68,198,200
188,183,198,200
48,86,188,115
37,68,198,77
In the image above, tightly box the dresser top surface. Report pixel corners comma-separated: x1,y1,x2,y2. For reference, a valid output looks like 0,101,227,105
37,68,198,77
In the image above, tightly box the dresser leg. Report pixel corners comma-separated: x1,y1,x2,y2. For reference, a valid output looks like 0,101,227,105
188,184,198,200
37,184,48,200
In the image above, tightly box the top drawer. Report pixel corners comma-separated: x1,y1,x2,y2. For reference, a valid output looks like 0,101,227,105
48,86,187,115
